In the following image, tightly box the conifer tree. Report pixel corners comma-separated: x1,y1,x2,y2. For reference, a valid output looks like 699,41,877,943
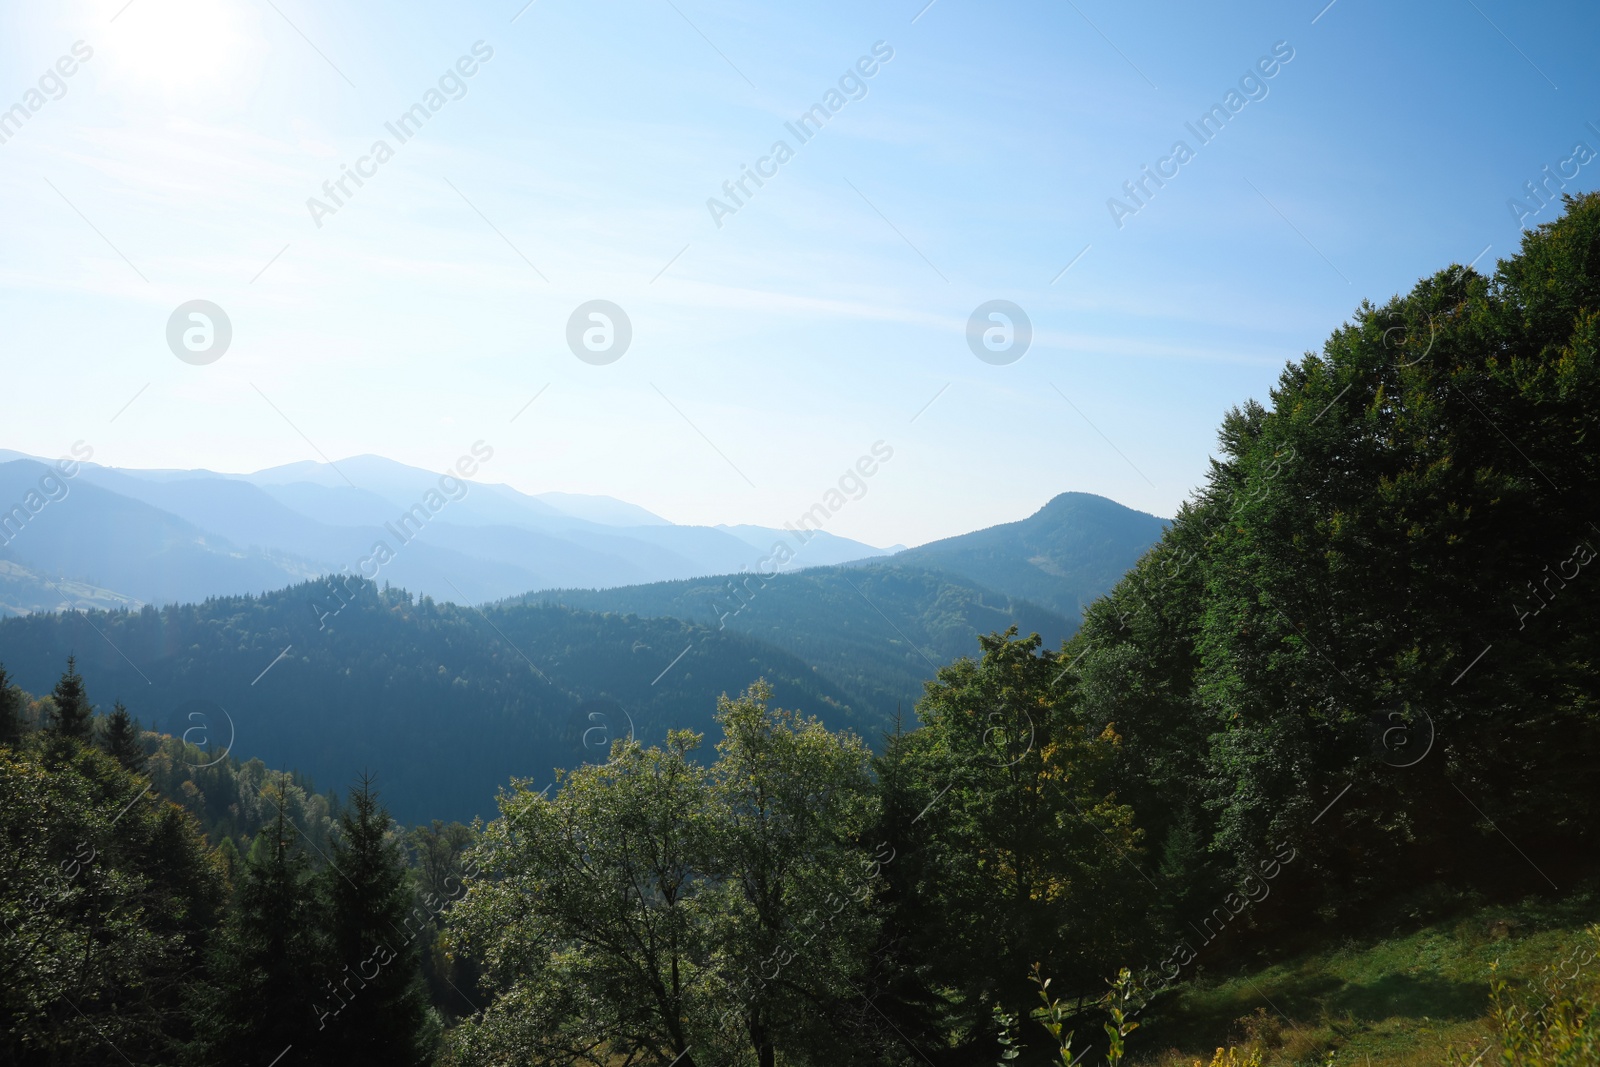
320,773,438,1066
0,663,23,746
104,700,145,772
49,655,92,743
196,779,330,1065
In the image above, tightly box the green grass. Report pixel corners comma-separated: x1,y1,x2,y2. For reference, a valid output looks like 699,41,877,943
1129,891,1600,1067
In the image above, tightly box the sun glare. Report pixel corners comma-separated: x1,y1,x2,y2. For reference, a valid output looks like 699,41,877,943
102,0,252,92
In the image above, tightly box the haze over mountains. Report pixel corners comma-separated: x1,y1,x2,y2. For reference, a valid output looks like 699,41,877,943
0,449,897,614
0,450,1165,617
0,448,1166,819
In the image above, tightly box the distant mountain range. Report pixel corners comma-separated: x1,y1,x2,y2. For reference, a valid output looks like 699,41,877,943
0,448,1167,820
0,450,891,614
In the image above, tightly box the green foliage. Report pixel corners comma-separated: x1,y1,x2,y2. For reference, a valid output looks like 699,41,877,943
320,774,440,1065
1462,926,1600,1067
448,730,714,1065
408,819,481,1018
705,681,881,1066
193,784,332,1065
103,698,145,772
1101,967,1144,1066
142,743,335,859
0,662,23,746
871,628,1152,1054
447,683,882,1067
408,820,476,907
995,1001,1024,1064
1066,193,1600,934
1028,962,1080,1065
1012,962,1149,1067
48,653,91,743
531,560,1081,725
0,738,224,1064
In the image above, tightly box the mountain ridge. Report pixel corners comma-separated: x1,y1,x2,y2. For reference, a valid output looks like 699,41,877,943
0,452,892,612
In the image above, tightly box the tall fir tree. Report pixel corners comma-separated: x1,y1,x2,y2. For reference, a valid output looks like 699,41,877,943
195,779,330,1065
48,655,92,743
320,773,438,1066
104,699,146,772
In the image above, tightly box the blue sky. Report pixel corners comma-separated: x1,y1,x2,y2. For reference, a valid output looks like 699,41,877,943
1,0,1594,549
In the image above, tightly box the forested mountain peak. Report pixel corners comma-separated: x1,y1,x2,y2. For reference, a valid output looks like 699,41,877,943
884,490,1169,618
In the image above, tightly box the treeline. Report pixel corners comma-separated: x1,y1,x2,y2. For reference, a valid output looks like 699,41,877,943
0,582,876,823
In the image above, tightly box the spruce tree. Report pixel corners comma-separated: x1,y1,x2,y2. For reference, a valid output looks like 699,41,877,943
196,781,330,1065
0,664,23,746
321,773,438,1066
104,700,146,772
49,655,92,743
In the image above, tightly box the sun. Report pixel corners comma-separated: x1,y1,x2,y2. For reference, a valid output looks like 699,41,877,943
102,0,254,92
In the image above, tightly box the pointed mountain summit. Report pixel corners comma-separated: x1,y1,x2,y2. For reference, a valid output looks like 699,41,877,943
883,492,1168,619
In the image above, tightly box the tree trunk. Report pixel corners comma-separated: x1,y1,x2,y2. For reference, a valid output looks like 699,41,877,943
748,1017,776,1067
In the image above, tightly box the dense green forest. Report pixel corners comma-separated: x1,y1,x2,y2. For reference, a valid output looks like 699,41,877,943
6,196,1600,1064
521,492,1166,717
0,585,880,823
521,561,1077,719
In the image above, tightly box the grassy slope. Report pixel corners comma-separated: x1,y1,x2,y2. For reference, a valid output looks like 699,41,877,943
1130,891,1599,1066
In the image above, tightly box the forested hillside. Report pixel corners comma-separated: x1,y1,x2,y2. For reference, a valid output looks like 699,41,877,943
1065,196,1600,930
522,493,1160,719
0,580,876,822
524,561,1076,716
881,490,1169,619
